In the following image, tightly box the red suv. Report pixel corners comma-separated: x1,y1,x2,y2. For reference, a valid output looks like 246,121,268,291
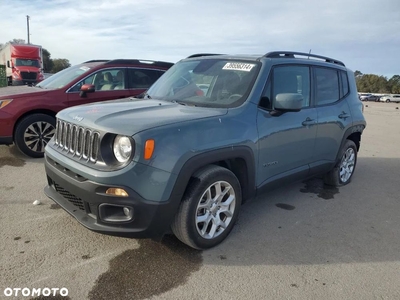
0,59,173,157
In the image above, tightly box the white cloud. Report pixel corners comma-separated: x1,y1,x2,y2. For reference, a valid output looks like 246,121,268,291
0,0,399,76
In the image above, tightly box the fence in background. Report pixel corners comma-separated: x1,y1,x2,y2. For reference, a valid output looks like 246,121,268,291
0,65,7,87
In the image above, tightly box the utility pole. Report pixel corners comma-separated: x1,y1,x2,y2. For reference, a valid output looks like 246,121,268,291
26,15,30,44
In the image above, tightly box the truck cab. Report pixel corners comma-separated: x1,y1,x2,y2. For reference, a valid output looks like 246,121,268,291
0,43,44,86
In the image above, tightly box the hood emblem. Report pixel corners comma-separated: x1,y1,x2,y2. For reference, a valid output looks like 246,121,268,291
73,115,84,122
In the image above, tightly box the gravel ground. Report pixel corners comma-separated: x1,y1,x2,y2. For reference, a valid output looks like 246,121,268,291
0,101,399,300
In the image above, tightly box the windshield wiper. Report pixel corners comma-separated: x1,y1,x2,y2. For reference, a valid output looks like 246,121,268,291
171,100,188,106
138,92,151,99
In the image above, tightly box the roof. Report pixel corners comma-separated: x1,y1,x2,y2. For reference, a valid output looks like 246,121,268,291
185,51,345,67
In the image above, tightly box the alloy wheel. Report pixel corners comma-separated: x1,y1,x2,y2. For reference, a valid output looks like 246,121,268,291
195,181,236,239
339,148,355,183
24,121,55,153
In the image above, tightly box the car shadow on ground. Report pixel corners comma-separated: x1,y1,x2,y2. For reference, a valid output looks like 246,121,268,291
84,157,400,299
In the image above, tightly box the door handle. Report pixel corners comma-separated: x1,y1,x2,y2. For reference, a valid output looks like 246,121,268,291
338,111,350,119
302,117,315,126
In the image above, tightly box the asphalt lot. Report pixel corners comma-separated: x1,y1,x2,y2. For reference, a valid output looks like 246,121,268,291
1,101,400,300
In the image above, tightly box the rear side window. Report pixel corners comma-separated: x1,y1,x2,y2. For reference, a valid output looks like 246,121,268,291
128,69,165,89
315,67,340,105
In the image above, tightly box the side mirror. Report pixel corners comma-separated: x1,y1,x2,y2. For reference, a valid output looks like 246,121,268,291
79,84,95,98
274,93,303,112
6,61,11,68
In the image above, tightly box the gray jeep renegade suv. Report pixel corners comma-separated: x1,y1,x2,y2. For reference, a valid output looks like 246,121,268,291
44,51,366,249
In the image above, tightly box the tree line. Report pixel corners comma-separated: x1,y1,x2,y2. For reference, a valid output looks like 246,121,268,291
355,71,400,94
0,38,71,73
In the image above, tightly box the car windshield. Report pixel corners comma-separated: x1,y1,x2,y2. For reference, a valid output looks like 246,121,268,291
147,59,260,108
15,58,40,68
36,64,92,89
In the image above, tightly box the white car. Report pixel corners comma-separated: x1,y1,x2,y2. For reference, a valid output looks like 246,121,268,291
380,94,400,103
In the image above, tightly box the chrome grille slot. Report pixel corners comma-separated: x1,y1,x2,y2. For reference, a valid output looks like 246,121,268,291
54,119,100,163
65,123,71,150
82,130,91,159
70,125,77,153
54,120,60,145
90,132,100,162
59,121,65,147
76,127,84,156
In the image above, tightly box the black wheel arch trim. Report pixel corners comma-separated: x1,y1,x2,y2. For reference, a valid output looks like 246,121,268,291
168,146,256,205
336,125,365,161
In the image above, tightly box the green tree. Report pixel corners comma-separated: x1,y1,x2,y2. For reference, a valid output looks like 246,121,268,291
356,73,390,93
388,75,400,94
51,58,71,73
0,39,26,50
10,38,25,44
42,48,53,72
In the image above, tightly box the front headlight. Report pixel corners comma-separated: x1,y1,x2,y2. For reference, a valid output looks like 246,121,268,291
0,99,13,109
113,135,133,163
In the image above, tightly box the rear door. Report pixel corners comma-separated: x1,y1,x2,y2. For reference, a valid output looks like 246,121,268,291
312,67,352,172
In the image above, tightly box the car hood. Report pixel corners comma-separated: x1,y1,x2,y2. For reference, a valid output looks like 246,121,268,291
0,86,48,99
57,98,228,135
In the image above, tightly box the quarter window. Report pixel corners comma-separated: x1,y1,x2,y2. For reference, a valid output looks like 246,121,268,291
340,71,349,97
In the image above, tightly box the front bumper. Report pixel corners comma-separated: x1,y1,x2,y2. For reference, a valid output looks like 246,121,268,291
44,154,180,239
0,110,14,144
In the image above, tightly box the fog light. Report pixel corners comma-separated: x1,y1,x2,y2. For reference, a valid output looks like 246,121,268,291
105,188,129,197
99,204,134,223
123,207,131,217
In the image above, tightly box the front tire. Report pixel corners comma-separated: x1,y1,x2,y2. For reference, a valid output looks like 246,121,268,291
171,165,242,249
324,140,357,186
14,114,56,158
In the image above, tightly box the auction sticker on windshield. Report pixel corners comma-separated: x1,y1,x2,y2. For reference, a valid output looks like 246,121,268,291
223,62,255,72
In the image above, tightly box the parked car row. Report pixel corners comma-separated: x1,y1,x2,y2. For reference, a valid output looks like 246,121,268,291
0,59,173,157
358,93,400,103
379,94,400,103
359,93,381,102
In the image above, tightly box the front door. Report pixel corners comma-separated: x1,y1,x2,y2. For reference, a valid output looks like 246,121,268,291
67,68,132,107
256,65,317,187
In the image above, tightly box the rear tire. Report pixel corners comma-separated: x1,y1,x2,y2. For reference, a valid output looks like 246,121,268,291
171,165,242,249
324,140,357,186
14,114,56,158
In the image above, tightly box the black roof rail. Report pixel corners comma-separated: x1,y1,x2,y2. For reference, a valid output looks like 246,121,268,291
264,51,345,67
83,60,109,63
187,53,223,58
104,59,174,68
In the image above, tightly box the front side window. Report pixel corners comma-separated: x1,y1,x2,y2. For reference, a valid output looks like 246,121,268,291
315,67,340,105
69,68,126,92
260,65,310,110
147,59,260,108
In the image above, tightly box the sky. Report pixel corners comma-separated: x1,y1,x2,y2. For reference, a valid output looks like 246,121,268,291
0,0,399,77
